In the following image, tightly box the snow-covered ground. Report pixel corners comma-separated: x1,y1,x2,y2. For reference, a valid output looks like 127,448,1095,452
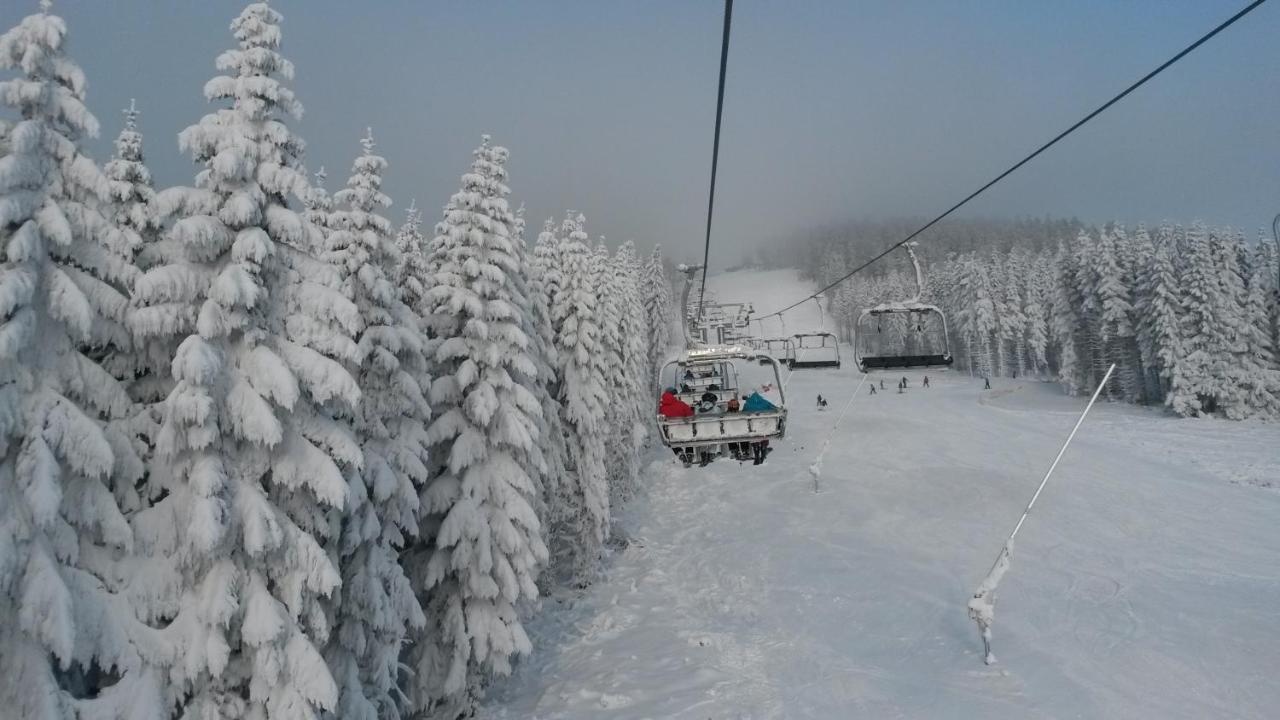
483,269,1280,719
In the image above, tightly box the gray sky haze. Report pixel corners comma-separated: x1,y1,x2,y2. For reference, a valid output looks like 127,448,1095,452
4,1,1278,266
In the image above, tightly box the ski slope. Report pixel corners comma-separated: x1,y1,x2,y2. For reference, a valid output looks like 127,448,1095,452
483,269,1280,719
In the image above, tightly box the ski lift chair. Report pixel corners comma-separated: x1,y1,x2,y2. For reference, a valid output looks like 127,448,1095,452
657,345,788,467
789,332,841,369
854,303,953,370
852,243,954,371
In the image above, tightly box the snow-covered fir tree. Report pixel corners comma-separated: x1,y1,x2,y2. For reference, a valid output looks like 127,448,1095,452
642,245,672,387
101,100,156,266
129,4,361,717
591,241,634,505
391,199,429,314
510,207,569,581
605,241,649,501
96,99,174,515
321,129,429,720
302,167,335,251
1175,223,1227,415
1094,227,1140,401
0,4,157,718
1236,246,1280,418
545,213,610,582
407,137,547,715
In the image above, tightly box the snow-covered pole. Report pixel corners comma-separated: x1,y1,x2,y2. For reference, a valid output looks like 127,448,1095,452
968,363,1115,665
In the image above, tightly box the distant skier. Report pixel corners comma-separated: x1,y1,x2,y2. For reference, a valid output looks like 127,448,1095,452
923,376,930,388
879,379,885,391
984,377,991,390
901,376,908,388
897,380,904,394
816,394,828,410
869,384,877,395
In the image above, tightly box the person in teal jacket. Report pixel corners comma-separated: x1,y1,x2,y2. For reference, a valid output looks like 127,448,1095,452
742,391,776,413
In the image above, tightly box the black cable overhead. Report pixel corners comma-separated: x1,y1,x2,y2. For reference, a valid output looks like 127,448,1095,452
697,0,734,321
761,0,1268,320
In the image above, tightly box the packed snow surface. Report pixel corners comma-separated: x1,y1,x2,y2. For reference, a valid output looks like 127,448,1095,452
483,269,1280,719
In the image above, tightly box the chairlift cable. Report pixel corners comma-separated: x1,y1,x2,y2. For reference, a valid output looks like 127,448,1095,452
760,0,1268,320
696,0,734,323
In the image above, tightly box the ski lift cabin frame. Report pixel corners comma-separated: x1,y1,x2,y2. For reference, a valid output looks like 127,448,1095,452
748,336,796,367
788,332,841,369
657,345,788,465
853,243,954,371
854,301,954,370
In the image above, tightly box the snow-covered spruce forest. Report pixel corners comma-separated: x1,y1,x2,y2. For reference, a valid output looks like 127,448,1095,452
774,218,1280,420
0,4,677,719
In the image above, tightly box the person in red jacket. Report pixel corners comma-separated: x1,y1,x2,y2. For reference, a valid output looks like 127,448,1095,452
659,390,694,418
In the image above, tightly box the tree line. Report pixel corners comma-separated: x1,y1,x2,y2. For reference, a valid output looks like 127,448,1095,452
783,219,1280,420
0,3,674,719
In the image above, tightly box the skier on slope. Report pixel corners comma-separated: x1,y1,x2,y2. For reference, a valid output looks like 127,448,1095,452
869,384,877,395
923,376,930,388
984,377,992,390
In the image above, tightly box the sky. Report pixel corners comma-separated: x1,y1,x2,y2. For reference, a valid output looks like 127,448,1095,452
3,0,1279,268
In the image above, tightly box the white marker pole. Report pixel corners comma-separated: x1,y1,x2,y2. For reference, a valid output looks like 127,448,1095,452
968,363,1115,665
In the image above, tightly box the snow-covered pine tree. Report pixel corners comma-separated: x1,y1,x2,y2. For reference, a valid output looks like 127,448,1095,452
0,4,159,718
591,241,635,506
1094,227,1140,401
1050,243,1085,394
1175,222,1223,415
999,251,1028,378
407,137,547,714
302,167,335,251
129,4,361,717
1136,224,1189,407
1130,225,1161,400
321,129,429,720
526,217,576,578
958,256,997,380
1071,230,1109,394
102,100,156,267
514,210,569,577
1212,229,1258,419
97,99,172,514
1236,245,1280,418
1257,238,1280,365
1023,253,1052,377
546,212,610,582
391,199,430,315
642,244,672,386
605,241,650,502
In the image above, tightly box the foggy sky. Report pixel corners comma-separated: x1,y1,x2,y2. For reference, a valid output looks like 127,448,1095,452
4,1,1278,268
